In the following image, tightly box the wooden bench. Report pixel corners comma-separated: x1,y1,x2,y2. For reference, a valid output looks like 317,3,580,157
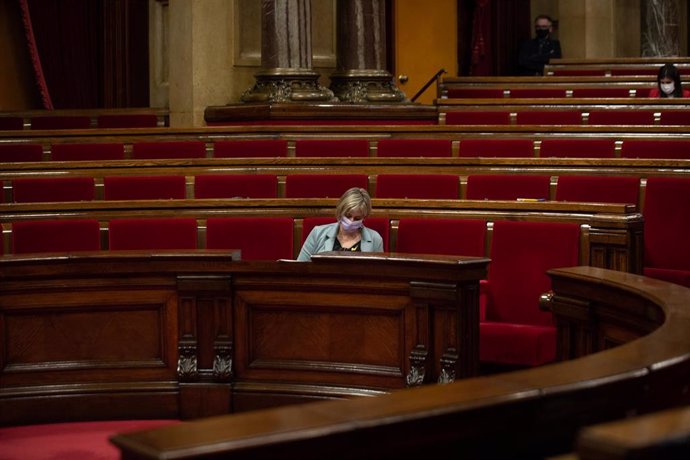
108,266,690,459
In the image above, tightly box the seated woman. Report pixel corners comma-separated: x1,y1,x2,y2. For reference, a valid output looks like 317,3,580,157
297,187,384,261
648,63,690,97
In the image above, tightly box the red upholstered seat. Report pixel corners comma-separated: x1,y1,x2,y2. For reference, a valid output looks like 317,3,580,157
445,88,505,98
375,174,459,199
301,216,390,251
570,87,633,98
97,114,159,128
0,420,179,460
0,116,24,130
51,142,125,161
458,139,533,158
194,174,278,198
609,67,659,76
620,140,690,159
445,111,511,125
213,140,288,157
0,143,44,162
12,219,101,254
539,139,616,158
376,139,452,157
294,139,370,157
132,141,206,159
30,115,91,130
515,110,583,125
396,218,486,257
206,217,294,260
588,110,655,125
481,220,581,366
104,175,187,200
659,111,690,126
510,88,567,98
108,218,198,250
642,177,690,287
549,69,607,76
285,174,369,198
466,175,551,200
12,177,95,203
555,175,640,206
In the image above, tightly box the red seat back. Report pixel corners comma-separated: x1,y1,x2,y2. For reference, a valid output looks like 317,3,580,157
445,111,511,125
515,110,582,125
97,114,159,128
104,176,187,200
12,219,101,254
108,218,198,250
376,139,452,157
294,140,369,157
213,140,288,158
445,88,505,98
206,217,293,260
659,111,690,126
285,174,369,198
539,139,616,158
620,140,690,159
643,177,690,270
375,174,459,199
12,177,95,203
51,143,125,161
396,218,486,257
0,144,43,162
0,117,24,130
571,88,632,98
588,110,655,125
458,139,533,158
510,88,566,98
466,175,551,200
194,174,278,198
31,116,91,130
555,175,640,206
132,141,206,159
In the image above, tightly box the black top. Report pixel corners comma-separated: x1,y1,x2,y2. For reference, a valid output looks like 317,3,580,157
518,37,562,75
333,238,361,252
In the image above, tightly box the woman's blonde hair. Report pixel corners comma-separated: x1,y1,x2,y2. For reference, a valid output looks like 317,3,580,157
335,187,372,219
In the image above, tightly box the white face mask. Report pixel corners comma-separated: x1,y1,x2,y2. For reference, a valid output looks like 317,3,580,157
340,216,363,232
661,82,675,95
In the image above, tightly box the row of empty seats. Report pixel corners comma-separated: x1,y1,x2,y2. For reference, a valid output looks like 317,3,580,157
1,173,645,205
543,62,690,77
3,137,690,161
443,87,656,98
440,109,690,126
0,113,167,130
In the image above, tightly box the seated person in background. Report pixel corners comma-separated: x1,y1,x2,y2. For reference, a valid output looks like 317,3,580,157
648,63,690,97
297,187,383,261
518,14,562,76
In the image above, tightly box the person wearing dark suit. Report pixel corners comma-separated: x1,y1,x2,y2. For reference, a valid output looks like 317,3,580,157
518,14,562,76
297,187,384,261
648,63,690,97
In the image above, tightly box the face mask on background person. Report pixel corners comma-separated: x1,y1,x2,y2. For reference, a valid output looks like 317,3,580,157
535,28,550,39
661,82,675,95
340,216,363,232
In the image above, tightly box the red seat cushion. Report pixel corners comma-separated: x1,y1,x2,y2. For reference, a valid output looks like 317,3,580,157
194,174,278,198
458,139,533,158
12,177,95,203
555,175,640,206
108,218,198,250
539,139,616,158
132,141,206,159
285,174,369,198
206,217,293,260
104,175,187,200
51,143,125,161
12,219,101,254
0,420,179,460
375,174,459,199
466,175,550,200
376,139,452,157
213,140,288,158
294,139,370,157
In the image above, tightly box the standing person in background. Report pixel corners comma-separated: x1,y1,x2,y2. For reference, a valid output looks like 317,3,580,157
518,14,562,76
297,187,383,261
649,63,690,97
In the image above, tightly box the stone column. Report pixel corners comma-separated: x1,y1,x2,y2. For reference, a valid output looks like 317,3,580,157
329,0,405,103
241,0,334,103
642,0,680,56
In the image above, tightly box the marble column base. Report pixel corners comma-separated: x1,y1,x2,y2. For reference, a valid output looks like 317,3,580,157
241,68,336,103
329,69,407,103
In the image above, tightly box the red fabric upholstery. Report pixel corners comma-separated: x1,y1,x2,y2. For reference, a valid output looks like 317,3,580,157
550,69,607,76
375,174,459,199
555,175,640,206
51,143,125,161
12,177,95,203
132,141,206,159
301,216,390,251
108,218,198,250
445,88,505,98
206,217,293,260
571,87,632,97
481,221,580,366
30,116,91,130
620,140,690,159
97,114,159,128
515,110,583,125
0,144,43,162
609,67,659,76
294,139,370,157
458,139,533,158
539,139,616,158
659,111,690,126
285,174,369,198
396,218,486,257
466,175,551,200
588,110,655,125
104,175,186,200
194,174,278,198
445,111,511,125
12,219,101,254
0,116,24,130
643,177,690,272
376,139,452,157
0,420,179,460
643,267,690,288
510,88,567,98
213,140,288,158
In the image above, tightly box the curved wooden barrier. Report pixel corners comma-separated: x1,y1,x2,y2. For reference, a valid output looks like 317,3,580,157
110,266,690,459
